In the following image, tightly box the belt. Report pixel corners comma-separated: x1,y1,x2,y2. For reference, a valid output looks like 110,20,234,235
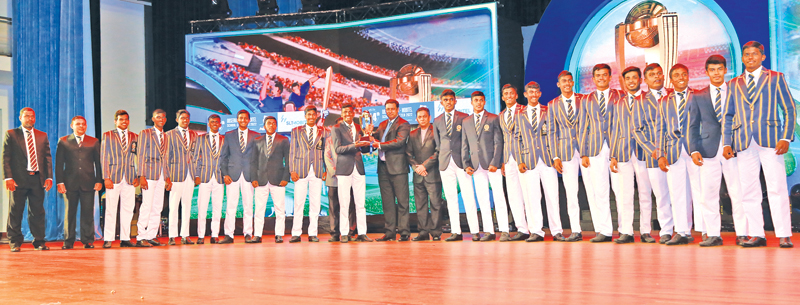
28,171,39,176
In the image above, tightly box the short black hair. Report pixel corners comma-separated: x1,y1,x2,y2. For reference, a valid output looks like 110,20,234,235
208,114,221,122
440,89,455,99
71,115,86,124
176,109,190,119
236,109,250,119
470,91,485,99
524,81,540,91
742,41,764,55
592,63,612,76
385,99,400,108
621,66,641,79
669,63,689,78
304,106,318,115
643,63,662,76
114,110,129,121
274,81,283,92
153,109,166,116
502,84,517,93
557,70,573,81
705,55,727,70
264,116,277,125
416,107,430,116
341,103,355,112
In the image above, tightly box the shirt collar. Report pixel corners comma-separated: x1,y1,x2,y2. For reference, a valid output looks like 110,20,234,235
747,66,763,80
710,82,727,92
506,104,517,113
561,94,575,102
596,88,610,99
238,128,249,133
153,127,163,135
474,110,485,117
208,132,219,137
117,128,127,134
74,133,84,139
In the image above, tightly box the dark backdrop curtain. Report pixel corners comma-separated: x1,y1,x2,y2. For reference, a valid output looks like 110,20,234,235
12,0,88,241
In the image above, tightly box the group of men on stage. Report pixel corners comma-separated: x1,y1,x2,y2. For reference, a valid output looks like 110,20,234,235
3,40,794,252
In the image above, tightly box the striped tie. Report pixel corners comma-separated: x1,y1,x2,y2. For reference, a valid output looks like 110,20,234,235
628,95,634,113
308,126,313,143
566,100,575,125
121,131,127,151
747,74,756,100
446,112,452,136
159,131,166,155
598,92,606,117
475,113,482,137
26,130,38,172
181,129,188,148
77,135,83,147
239,131,245,153
266,135,273,156
532,108,539,131
714,87,722,123
506,108,513,127
677,92,686,131
211,135,218,155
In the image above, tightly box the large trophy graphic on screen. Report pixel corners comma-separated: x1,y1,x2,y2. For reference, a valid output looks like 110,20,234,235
615,1,678,87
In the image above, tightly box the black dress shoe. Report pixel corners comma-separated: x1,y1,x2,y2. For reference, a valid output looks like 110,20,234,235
564,233,583,242
196,238,205,245
779,237,793,248
498,232,511,242
309,236,320,242
328,235,340,243
665,234,689,245
398,235,410,242
590,234,613,243
640,234,656,243
103,241,113,248
471,234,480,241
510,233,529,241
340,235,349,243
182,237,194,245
274,236,283,243
10,247,20,252
168,238,177,246
119,241,135,248
147,239,163,246
686,235,695,243
376,234,396,242
699,236,723,247
552,233,566,241
741,237,767,247
289,236,302,243
659,234,671,244
735,236,747,246
614,234,634,244
84,243,95,249
356,235,374,242
444,234,462,242
525,234,544,242
35,245,50,251
218,236,234,244
348,232,357,239
412,234,430,241
62,244,74,250
701,233,708,242
432,236,441,241
136,240,152,247
210,237,219,244
244,235,253,243
480,233,496,241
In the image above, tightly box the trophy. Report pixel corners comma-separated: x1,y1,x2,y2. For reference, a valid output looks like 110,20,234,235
359,110,373,143
615,1,678,87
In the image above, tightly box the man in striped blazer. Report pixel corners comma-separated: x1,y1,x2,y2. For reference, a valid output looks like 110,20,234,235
656,64,702,245
193,114,224,244
516,81,563,242
219,110,261,244
251,116,291,243
578,64,617,242
688,55,745,247
498,84,530,241
289,107,326,243
101,110,139,248
632,63,674,244
432,89,479,242
165,109,198,246
722,41,796,248
547,71,585,242
609,67,655,244
136,109,172,247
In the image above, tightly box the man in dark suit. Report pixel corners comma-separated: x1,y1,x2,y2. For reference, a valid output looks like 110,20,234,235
370,99,411,241
219,110,261,244
4,107,54,252
324,118,357,242
55,116,103,249
193,114,224,244
406,107,442,241
332,103,373,243
462,91,509,242
251,116,291,243
433,89,479,241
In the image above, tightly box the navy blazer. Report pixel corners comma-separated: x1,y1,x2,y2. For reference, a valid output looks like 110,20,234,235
688,85,728,158
219,128,261,182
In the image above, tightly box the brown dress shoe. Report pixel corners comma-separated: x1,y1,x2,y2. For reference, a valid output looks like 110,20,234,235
779,237,793,248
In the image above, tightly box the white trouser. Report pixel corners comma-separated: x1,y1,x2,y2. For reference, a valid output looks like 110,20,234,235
698,143,744,237
196,174,224,238
737,139,792,238
611,153,653,235
168,171,194,238
439,157,479,234
580,143,613,236
472,166,508,233
292,168,323,237
561,150,583,233
225,173,253,238
504,156,528,234
647,168,673,236
665,149,695,235
255,182,286,237
519,157,561,237
103,177,135,241
687,155,704,234
138,173,166,240
337,170,367,236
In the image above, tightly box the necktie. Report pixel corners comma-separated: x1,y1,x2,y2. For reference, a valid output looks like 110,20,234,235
382,119,394,142
77,135,83,147
677,92,686,131
158,131,166,154
506,107,513,127
26,130,38,171
181,129,188,148
307,126,313,143
714,87,722,123
446,112,452,136
211,135,218,155
566,99,575,124
345,123,354,142
121,131,127,151
628,95,634,113
598,92,606,117
747,74,756,100
532,108,539,131
475,113,482,137
239,131,246,153
266,135,273,155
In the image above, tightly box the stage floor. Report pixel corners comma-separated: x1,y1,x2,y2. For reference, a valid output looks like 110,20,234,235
1,232,798,304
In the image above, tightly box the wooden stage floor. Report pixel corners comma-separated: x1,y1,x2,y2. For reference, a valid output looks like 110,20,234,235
1,232,798,304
